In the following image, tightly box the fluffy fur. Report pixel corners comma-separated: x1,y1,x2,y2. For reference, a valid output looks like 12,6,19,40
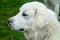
44,0,60,19
8,1,60,40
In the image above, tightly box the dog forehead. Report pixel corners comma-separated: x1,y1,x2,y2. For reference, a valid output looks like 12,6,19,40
20,1,46,11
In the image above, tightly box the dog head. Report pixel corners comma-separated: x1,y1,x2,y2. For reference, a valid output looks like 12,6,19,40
8,1,49,32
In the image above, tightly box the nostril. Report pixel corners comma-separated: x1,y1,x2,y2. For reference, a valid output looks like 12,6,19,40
19,28,24,31
8,18,13,23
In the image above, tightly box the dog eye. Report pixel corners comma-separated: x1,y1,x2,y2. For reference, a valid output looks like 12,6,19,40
22,13,28,16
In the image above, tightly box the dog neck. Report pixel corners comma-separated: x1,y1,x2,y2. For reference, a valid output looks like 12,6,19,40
24,29,35,40
23,25,57,40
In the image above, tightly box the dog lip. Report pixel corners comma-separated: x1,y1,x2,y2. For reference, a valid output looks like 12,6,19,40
8,23,14,30
19,28,24,31
8,23,12,27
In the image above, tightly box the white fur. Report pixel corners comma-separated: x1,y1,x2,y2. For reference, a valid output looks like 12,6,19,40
9,1,60,40
44,0,60,19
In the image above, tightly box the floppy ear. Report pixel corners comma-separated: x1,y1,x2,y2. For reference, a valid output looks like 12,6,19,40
32,8,49,30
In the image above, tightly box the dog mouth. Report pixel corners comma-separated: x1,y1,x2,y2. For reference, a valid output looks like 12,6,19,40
8,24,30,32
8,21,25,32
8,23,25,31
8,23,14,30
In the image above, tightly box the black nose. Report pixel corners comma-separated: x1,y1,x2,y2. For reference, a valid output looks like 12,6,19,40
19,28,24,31
8,18,13,23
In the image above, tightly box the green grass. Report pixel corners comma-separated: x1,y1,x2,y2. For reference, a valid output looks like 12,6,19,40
0,0,60,40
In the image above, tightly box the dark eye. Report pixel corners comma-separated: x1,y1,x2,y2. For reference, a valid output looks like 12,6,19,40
22,13,28,16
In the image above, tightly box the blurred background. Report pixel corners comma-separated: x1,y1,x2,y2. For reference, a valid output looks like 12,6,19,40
0,0,60,40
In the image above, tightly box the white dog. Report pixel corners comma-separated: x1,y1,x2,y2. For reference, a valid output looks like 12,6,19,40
8,1,60,40
44,0,60,19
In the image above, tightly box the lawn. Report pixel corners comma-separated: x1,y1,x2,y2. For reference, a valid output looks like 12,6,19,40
0,0,60,40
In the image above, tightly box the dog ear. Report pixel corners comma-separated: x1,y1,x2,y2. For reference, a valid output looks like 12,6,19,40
32,8,49,30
